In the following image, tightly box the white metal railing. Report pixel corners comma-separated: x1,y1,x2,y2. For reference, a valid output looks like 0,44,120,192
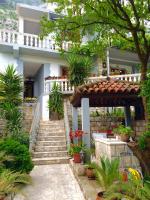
29,101,40,151
0,29,71,51
45,73,141,94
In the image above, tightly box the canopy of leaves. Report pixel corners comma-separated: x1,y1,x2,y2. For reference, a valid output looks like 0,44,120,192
41,0,150,72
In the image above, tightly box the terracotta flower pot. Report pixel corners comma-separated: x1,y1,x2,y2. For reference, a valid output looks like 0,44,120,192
121,135,130,142
73,153,81,163
96,192,104,200
86,168,95,180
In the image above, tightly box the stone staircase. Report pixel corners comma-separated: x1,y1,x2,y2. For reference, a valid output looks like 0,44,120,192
32,120,69,165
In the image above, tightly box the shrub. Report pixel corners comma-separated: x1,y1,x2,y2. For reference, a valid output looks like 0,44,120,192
0,139,33,173
11,131,29,148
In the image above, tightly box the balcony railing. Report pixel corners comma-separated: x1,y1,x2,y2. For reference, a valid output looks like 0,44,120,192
0,29,71,51
45,73,141,94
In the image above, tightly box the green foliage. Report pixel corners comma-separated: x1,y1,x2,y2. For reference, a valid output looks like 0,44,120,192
68,143,86,155
11,131,29,148
0,65,23,105
104,175,150,200
66,54,92,86
94,157,120,190
48,82,64,118
113,124,133,136
85,162,97,169
141,73,150,119
0,65,23,134
0,139,33,173
0,169,31,199
41,0,150,78
138,131,150,150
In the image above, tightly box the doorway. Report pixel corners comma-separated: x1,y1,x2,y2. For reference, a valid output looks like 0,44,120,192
24,80,34,98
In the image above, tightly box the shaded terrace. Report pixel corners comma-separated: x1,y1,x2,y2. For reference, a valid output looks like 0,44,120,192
70,79,144,148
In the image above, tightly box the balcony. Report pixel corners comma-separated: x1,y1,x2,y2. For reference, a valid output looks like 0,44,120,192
0,29,71,52
44,73,141,94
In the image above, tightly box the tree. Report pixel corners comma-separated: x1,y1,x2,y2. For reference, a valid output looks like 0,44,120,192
41,0,150,81
41,0,150,175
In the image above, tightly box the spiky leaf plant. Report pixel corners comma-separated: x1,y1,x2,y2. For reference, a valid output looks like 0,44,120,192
94,157,120,191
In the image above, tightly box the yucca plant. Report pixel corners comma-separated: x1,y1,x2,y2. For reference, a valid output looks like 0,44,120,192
0,65,23,105
0,65,23,135
66,54,92,87
94,157,120,191
0,169,32,199
48,82,64,119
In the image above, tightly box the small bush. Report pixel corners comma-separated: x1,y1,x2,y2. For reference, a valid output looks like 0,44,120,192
0,139,33,173
11,131,29,148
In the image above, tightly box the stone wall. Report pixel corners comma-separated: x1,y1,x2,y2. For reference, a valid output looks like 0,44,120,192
94,138,141,171
133,120,146,137
90,116,122,133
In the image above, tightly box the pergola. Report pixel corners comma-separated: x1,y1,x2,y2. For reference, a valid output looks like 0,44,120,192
70,78,144,148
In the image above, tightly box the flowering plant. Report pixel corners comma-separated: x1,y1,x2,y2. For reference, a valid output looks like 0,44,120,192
69,130,84,140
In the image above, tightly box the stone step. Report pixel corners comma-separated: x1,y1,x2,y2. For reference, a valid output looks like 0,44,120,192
32,157,69,165
32,151,68,158
35,145,67,152
37,136,66,141
38,131,65,136
36,141,66,146
40,123,64,126
39,127,64,131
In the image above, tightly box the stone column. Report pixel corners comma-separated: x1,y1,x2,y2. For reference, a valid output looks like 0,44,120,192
124,106,132,127
81,98,91,148
72,106,78,131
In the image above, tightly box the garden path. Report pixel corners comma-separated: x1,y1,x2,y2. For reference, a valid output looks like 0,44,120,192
15,164,85,200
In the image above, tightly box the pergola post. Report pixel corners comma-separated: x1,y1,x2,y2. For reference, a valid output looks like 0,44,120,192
72,106,78,131
81,98,91,149
124,106,132,127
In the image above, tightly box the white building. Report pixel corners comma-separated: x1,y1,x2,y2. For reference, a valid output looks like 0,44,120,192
0,3,143,121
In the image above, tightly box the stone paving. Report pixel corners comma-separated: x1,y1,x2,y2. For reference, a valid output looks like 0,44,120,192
15,164,85,200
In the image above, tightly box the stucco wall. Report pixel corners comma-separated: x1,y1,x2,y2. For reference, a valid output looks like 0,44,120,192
0,53,18,72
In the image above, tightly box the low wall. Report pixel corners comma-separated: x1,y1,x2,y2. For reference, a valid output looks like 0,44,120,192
94,138,141,171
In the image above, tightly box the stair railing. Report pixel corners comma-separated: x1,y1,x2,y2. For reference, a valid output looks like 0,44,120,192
63,99,71,148
29,101,41,152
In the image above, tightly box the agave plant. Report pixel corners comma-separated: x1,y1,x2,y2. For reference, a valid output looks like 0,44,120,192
0,169,32,199
94,157,120,191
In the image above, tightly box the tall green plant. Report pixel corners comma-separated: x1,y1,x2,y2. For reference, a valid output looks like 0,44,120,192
67,54,92,87
0,65,23,105
0,65,23,135
95,157,120,191
48,82,63,119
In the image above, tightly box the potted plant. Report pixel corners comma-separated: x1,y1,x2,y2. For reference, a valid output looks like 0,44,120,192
113,124,133,142
85,162,96,180
94,157,120,200
69,143,85,163
48,82,64,120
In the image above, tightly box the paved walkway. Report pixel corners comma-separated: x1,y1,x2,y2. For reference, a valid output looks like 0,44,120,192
15,164,85,200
